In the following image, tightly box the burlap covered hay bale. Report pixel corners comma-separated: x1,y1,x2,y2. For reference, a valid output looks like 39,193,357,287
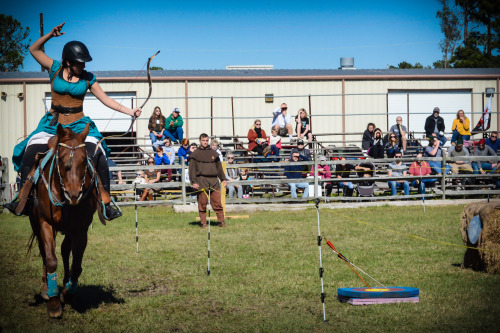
461,202,500,274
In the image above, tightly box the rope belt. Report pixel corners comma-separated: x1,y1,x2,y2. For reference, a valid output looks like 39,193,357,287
49,104,84,126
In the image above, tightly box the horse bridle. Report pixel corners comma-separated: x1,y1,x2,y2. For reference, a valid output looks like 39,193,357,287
55,142,95,203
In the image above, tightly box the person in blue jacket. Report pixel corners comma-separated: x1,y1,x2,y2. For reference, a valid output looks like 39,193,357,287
284,152,310,198
6,22,141,219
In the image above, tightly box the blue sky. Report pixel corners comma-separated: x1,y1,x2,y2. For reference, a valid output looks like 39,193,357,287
5,0,444,72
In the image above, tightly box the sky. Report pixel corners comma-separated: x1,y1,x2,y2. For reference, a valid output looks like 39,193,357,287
4,0,445,72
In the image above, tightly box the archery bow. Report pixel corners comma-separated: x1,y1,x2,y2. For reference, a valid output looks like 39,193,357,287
95,50,160,152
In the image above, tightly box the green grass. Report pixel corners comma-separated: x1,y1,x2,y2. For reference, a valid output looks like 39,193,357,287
0,205,499,332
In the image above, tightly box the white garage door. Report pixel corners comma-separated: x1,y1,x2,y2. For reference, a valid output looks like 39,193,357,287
44,92,137,133
388,90,472,139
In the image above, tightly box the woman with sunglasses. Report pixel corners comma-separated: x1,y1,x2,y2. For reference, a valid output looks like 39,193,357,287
385,133,401,158
248,119,268,156
8,22,141,219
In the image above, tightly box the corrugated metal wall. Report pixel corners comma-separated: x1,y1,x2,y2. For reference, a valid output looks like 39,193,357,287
0,77,498,182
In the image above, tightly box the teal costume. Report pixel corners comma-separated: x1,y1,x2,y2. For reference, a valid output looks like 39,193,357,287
12,60,109,171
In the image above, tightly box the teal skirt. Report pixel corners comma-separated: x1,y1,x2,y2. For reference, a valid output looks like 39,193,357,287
12,113,110,171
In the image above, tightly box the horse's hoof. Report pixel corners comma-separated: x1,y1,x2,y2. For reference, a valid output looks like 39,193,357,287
47,296,62,318
60,289,73,305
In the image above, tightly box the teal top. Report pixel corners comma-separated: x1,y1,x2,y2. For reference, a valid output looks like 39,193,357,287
50,60,97,95
12,60,108,172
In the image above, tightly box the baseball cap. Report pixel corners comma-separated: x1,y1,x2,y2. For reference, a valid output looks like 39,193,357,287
479,138,486,145
433,107,440,113
173,107,180,113
297,139,304,145
319,155,326,162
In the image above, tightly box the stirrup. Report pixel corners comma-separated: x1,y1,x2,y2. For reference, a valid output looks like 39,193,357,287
5,194,32,216
102,197,122,221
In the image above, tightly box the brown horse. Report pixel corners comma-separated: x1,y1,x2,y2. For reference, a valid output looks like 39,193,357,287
27,123,107,317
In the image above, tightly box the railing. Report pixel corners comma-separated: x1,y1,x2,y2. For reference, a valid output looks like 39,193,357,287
108,155,500,206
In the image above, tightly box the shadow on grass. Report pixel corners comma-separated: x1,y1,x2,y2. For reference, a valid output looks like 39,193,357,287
29,285,124,314
188,221,224,228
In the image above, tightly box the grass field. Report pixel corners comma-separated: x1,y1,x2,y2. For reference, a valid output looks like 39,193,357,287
1,204,499,332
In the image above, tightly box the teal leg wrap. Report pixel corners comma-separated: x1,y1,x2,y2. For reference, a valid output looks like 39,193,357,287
64,278,78,295
47,272,59,297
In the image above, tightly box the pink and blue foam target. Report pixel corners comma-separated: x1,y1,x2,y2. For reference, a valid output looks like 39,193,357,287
337,287,419,299
468,215,482,245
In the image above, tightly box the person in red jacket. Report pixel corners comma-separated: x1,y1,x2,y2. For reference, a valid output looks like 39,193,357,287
408,149,437,195
248,119,267,155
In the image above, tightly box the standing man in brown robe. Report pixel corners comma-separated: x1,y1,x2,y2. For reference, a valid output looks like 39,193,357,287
189,133,227,228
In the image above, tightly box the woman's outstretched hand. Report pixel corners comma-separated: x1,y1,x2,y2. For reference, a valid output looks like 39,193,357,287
50,23,66,38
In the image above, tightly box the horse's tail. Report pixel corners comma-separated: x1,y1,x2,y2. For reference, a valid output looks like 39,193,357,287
26,215,41,258
26,233,38,257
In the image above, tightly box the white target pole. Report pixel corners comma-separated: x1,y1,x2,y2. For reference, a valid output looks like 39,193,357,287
207,189,211,276
135,183,139,253
315,198,327,322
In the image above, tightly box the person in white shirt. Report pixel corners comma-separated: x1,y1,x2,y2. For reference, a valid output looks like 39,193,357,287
271,103,293,142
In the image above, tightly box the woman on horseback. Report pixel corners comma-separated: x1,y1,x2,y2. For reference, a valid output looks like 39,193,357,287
7,22,142,219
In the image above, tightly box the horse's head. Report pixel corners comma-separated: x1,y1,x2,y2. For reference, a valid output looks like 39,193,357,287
54,123,90,206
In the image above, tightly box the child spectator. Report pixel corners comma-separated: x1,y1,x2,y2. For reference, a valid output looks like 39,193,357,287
239,168,252,198
267,128,282,158
211,139,224,162
178,139,190,164
226,152,242,199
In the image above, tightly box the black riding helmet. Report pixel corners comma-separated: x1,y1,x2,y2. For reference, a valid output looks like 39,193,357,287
62,41,92,63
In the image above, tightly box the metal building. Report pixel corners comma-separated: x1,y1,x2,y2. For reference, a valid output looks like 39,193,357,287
1,67,499,182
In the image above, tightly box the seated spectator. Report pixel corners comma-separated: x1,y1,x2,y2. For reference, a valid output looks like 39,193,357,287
355,162,376,186
163,107,184,143
385,133,401,158
178,139,190,164
211,139,224,162
368,128,384,159
486,131,500,153
445,138,473,177
310,155,333,196
451,110,471,145
387,151,409,196
424,107,447,146
133,170,146,199
233,140,250,163
389,116,407,151
148,106,166,149
141,157,161,201
154,146,170,166
226,152,242,199
284,152,309,198
187,143,197,165
408,150,437,196
362,123,376,150
248,119,267,156
295,108,313,143
162,137,176,164
472,138,498,174
334,157,355,196
272,103,293,142
424,138,443,175
289,139,312,160
267,128,282,158
239,168,253,198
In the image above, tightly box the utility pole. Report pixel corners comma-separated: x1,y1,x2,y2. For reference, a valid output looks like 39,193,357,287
40,13,44,72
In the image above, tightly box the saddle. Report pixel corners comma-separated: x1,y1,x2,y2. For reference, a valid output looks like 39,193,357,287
13,148,108,225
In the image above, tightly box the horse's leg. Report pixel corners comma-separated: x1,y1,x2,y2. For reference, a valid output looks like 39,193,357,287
61,234,72,285
29,215,50,300
61,230,88,305
40,220,62,318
